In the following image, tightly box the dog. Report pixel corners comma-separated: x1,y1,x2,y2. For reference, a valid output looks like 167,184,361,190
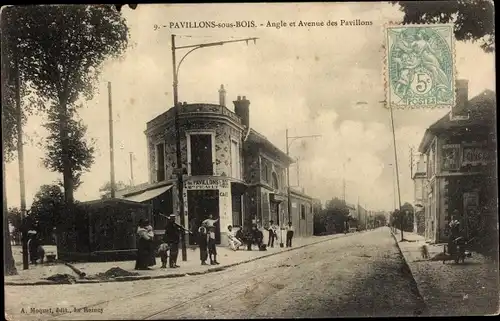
420,244,429,260
157,243,170,268
37,245,46,264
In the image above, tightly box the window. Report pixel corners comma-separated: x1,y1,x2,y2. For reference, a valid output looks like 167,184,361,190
272,172,279,190
301,204,306,220
189,134,213,176
230,139,240,179
263,164,269,182
156,143,165,181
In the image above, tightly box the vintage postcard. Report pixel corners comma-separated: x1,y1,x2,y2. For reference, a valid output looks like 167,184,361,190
2,2,497,320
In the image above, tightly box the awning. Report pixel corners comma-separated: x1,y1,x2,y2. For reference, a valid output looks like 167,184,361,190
231,181,248,195
270,193,287,203
123,185,172,203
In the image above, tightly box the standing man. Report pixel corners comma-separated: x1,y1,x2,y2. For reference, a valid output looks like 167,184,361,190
285,221,295,248
267,220,277,248
203,214,219,265
163,214,181,268
227,225,242,251
448,210,461,256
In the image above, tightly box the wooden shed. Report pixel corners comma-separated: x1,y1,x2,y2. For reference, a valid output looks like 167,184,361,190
57,199,151,262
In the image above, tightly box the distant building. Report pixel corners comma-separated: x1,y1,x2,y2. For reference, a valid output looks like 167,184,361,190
417,80,496,243
115,86,316,246
412,154,426,236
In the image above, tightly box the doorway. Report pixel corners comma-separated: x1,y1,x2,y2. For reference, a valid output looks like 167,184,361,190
187,190,220,244
270,202,280,226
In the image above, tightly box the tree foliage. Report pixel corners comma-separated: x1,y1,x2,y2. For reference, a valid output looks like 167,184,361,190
390,202,415,232
7,207,23,231
2,5,130,204
28,184,65,244
43,107,96,191
314,198,353,235
392,0,495,52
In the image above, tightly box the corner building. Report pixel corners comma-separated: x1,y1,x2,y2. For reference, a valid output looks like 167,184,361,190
116,86,315,246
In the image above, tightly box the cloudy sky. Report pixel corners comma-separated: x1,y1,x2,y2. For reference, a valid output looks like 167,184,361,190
5,3,495,211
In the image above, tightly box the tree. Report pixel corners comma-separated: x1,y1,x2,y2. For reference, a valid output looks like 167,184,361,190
7,207,22,231
99,180,131,199
1,10,44,276
29,184,65,244
391,0,495,52
4,5,129,205
390,203,414,232
43,108,95,192
314,197,351,235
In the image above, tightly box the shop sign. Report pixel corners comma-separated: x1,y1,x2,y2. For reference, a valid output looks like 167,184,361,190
185,179,228,190
462,146,489,166
441,144,461,171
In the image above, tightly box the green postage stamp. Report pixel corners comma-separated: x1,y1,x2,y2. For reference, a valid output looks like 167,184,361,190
385,24,455,109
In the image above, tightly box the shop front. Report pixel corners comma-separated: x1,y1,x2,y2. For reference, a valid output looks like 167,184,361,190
183,178,235,245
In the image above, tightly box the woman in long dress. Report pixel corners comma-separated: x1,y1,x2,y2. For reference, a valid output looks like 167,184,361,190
135,219,154,270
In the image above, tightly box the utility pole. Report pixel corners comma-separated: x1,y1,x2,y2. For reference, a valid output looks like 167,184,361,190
286,129,321,222
388,103,403,241
171,34,258,261
129,152,134,186
410,146,414,179
343,162,346,205
296,157,300,187
108,82,116,199
14,47,29,270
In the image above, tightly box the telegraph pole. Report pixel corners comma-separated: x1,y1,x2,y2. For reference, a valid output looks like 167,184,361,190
108,82,116,199
171,34,258,261
410,147,413,178
129,152,134,186
296,157,300,187
14,47,29,270
343,162,346,204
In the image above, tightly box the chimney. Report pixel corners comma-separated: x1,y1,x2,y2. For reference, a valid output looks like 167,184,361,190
233,95,250,128
218,84,226,107
453,79,469,118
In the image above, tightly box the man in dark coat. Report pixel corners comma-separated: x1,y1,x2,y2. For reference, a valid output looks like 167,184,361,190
163,214,181,268
198,224,209,265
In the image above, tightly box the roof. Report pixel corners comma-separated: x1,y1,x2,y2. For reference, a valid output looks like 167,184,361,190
115,181,172,199
79,198,150,208
418,89,496,153
290,188,313,200
246,129,295,164
122,185,173,203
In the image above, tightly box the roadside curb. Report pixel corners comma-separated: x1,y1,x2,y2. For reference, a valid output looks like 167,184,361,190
5,232,353,286
390,230,428,315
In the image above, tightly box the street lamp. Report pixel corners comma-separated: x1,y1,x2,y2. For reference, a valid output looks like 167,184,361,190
171,35,258,261
285,129,321,246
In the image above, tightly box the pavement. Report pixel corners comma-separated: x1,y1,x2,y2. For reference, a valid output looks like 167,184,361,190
5,233,351,285
5,227,426,320
392,228,500,316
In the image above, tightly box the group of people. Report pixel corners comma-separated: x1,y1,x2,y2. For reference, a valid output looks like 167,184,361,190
135,214,186,270
197,214,220,265
136,213,297,270
267,221,295,248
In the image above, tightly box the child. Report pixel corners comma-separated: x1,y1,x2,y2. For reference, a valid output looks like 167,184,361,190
198,225,209,265
208,226,219,265
158,243,169,268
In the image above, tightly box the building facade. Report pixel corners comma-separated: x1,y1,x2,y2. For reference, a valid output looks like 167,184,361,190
116,86,315,246
412,155,426,236
418,80,496,244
